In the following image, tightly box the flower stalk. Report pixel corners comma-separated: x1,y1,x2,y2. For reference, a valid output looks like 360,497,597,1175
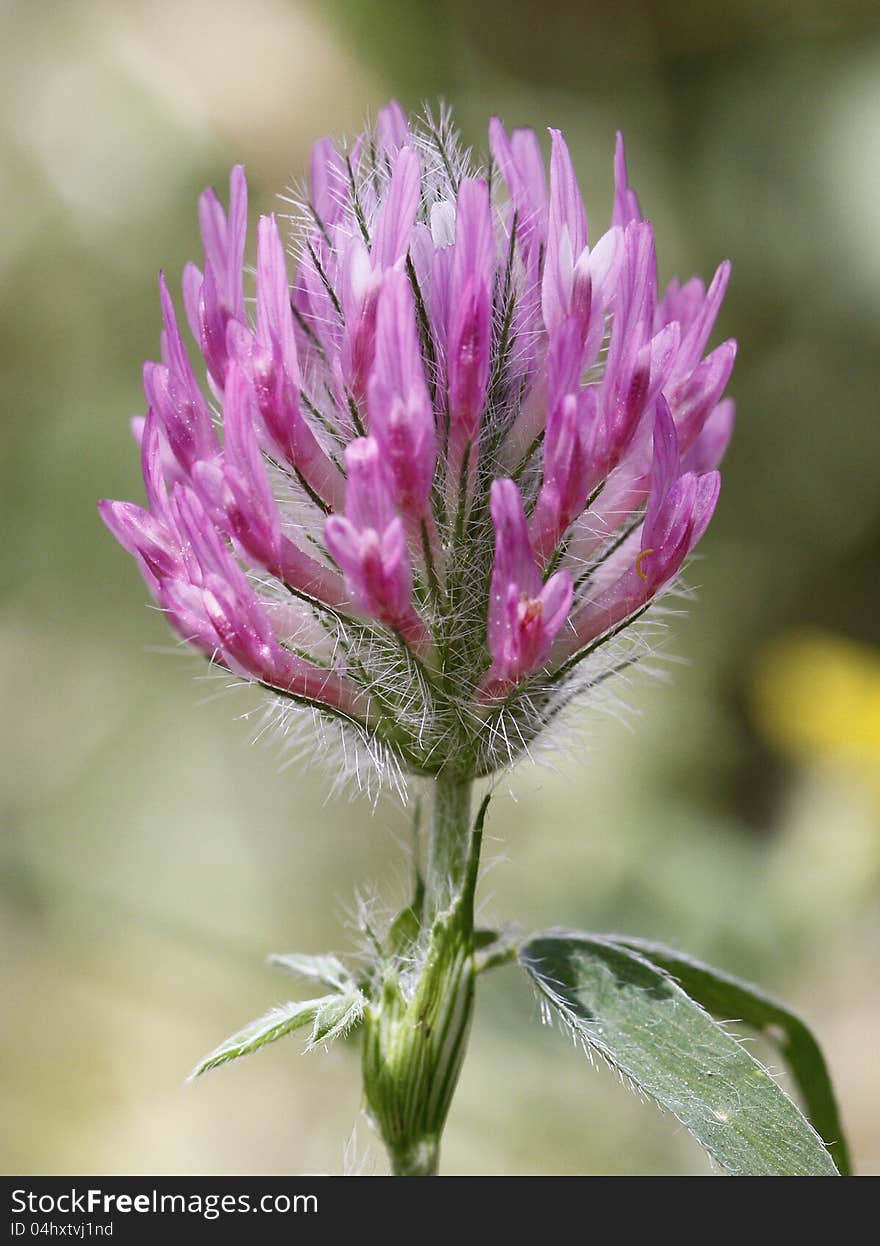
426,773,474,914
362,775,482,1176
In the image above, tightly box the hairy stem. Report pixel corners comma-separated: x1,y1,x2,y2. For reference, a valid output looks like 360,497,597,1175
362,774,483,1176
426,772,474,914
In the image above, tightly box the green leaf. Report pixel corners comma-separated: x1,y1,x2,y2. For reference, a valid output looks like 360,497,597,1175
520,931,839,1176
268,952,354,992
189,998,327,1079
189,988,364,1078
616,936,851,1175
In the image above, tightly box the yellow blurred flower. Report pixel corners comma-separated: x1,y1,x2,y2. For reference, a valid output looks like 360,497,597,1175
753,631,880,772
754,631,880,931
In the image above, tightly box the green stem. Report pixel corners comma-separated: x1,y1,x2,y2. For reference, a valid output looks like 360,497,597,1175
391,1139,440,1177
362,773,482,1176
426,772,474,914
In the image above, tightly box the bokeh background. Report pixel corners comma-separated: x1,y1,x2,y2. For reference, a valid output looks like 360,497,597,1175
2,0,879,1175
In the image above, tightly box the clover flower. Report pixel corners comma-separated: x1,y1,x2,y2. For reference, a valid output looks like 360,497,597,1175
97,103,854,1184
100,101,735,788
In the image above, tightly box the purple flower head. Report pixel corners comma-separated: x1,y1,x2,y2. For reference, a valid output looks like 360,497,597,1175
101,104,735,783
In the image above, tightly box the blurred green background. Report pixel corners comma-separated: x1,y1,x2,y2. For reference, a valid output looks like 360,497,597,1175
2,0,879,1175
